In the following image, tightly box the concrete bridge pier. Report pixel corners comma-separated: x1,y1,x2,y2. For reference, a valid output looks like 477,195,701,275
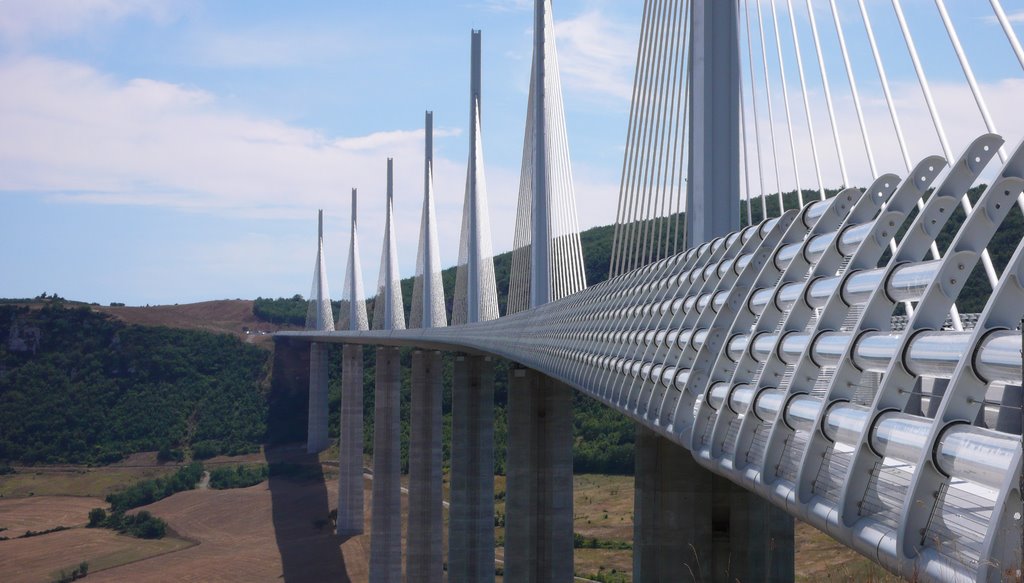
505,366,574,582
633,427,793,582
336,344,364,536
449,354,496,582
370,345,402,582
306,342,329,454
407,350,444,582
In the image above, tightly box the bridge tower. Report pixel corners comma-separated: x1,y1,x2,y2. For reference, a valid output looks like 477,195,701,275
369,159,405,583
336,188,369,537
406,111,446,583
448,30,500,583
305,209,334,455
505,1,584,581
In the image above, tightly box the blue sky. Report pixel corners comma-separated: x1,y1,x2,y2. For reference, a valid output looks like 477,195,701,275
0,0,1022,306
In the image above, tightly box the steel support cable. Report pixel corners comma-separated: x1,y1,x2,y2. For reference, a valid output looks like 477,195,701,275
667,0,691,257
618,0,661,276
887,0,1000,297
935,0,1024,219
672,34,692,253
828,0,877,177
769,0,805,207
554,57,577,298
547,47,566,301
611,0,653,277
631,0,668,272
509,63,536,313
624,0,667,274
637,0,677,270
856,0,912,173
755,0,787,215
740,79,754,226
785,0,825,201
649,0,685,265
804,0,848,186
851,0,954,319
990,0,1024,71
658,0,688,261
744,0,769,219
550,31,586,296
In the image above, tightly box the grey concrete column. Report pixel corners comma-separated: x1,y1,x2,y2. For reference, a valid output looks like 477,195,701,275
307,342,329,454
633,426,793,583
336,344,365,536
449,354,495,582
720,477,794,583
505,366,573,583
370,346,402,583
407,350,443,582
634,425,709,579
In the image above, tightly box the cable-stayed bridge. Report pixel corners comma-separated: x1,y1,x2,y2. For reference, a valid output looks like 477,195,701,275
278,1,1024,581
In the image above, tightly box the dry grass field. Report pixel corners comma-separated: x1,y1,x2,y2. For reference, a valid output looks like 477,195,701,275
96,299,299,347
1,449,902,582
0,496,193,583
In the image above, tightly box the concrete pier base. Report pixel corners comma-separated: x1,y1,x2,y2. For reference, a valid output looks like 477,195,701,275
505,366,573,583
407,351,444,582
370,346,402,583
336,344,365,536
306,342,329,454
449,355,495,582
633,426,793,583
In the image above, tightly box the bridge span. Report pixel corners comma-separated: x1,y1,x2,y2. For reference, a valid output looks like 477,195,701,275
278,0,1024,581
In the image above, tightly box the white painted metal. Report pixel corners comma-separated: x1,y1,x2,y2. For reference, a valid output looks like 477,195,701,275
411,112,447,329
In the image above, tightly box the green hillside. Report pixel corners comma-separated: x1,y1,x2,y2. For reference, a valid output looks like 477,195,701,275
0,303,268,465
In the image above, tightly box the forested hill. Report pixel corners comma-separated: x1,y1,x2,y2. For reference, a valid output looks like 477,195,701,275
0,303,268,465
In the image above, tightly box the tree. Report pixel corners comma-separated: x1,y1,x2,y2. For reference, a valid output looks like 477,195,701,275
87,508,106,528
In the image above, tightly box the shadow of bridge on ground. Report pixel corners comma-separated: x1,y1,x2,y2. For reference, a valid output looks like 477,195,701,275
266,444,353,582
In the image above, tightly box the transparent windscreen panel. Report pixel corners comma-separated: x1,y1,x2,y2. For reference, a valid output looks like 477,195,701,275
936,424,1020,489
754,388,786,421
786,395,826,433
822,402,869,445
870,411,930,464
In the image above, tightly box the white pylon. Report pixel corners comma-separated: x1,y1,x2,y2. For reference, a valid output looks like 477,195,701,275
372,158,406,331
411,112,448,329
454,29,500,325
339,189,369,331
305,209,335,332
508,0,587,313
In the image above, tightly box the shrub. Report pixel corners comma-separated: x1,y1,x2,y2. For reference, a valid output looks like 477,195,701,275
106,462,203,512
209,464,269,489
191,441,219,460
87,508,106,527
92,509,167,539
157,446,184,463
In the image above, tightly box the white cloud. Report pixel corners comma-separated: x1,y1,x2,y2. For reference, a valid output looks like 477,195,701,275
554,10,637,103
480,0,532,13
741,78,1024,198
983,10,1024,25
0,0,177,43
0,55,538,294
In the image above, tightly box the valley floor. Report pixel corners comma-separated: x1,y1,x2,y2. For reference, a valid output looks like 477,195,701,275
0,447,899,582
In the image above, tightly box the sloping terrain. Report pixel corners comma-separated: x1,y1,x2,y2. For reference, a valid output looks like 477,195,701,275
97,300,298,347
